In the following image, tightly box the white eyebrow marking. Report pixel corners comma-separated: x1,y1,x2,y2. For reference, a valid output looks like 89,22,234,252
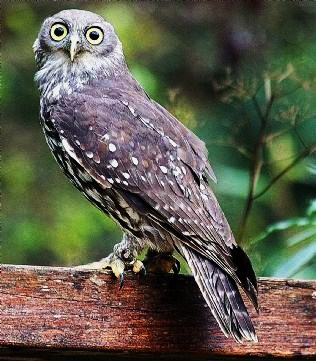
109,159,118,168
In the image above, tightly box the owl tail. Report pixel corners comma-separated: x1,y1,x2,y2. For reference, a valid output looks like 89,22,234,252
178,244,258,343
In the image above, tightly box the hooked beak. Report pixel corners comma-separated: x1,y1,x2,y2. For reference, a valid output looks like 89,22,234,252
69,35,80,62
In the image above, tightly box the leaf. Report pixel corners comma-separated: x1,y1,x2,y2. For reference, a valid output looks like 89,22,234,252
307,199,316,217
287,227,316,246
273,242,316,278
253,218,307,243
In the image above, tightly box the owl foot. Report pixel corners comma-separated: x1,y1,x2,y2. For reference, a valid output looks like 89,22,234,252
75,253,146,289
143,250,180,274
74,234,146,288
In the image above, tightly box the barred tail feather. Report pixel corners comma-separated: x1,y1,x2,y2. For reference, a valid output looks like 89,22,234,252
179,244,258,342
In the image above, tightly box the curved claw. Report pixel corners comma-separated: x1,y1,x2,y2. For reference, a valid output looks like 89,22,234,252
172,259,181,274
119,272,125,290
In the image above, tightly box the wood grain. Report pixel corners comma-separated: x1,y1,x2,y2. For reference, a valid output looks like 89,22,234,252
0,264,315,360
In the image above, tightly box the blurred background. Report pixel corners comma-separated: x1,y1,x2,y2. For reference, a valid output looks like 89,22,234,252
2,1,316,279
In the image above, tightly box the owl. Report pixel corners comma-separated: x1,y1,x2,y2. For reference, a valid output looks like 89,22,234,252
33,9,258,342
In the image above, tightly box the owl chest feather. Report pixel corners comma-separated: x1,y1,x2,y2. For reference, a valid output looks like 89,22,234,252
40,98,149,238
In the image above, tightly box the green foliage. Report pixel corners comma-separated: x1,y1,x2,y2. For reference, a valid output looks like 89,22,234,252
212,69,316,278
1,2,316,280
254,200,316,278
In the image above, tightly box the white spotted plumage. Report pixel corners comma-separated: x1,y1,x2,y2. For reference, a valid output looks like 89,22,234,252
109,143,116,152
159,165,168,174
131,156,139,165
109,159,119,168
85,151,94,158
34,8,258,343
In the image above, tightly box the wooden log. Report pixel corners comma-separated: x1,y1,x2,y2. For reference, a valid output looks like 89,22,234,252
0,264,315,360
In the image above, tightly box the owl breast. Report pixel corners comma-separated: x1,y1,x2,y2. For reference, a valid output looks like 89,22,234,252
40,100,149,240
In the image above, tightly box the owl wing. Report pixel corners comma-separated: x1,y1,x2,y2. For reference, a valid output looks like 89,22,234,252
50,85,257,308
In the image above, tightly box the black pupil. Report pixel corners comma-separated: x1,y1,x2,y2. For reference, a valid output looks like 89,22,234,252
54,26,65,37
89,31,99,40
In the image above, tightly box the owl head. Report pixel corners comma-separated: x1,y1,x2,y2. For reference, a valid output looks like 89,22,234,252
33,9,125,81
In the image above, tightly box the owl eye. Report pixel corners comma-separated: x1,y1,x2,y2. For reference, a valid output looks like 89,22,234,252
50,23,68,41
85,27,104,45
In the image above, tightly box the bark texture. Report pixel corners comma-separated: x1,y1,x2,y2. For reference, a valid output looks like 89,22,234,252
0,264,315,360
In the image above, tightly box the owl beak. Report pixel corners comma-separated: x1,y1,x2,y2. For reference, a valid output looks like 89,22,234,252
69,35,80,62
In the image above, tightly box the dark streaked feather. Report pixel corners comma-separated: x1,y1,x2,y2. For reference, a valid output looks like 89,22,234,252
178,243,257,342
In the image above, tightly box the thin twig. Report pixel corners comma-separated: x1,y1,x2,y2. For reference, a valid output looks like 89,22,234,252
209,139,253,159
237,94,274,243
294,126,308,149
265,127,294,142
253,145,316,200
252,96,266,126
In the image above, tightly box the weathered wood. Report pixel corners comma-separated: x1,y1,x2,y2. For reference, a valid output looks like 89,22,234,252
0,264,315,360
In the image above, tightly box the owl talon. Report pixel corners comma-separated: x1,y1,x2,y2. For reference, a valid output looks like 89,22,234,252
75,243,145,289
172,259,181,274
119,272,125,290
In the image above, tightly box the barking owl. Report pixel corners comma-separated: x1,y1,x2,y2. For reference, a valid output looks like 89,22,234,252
33,9,258,342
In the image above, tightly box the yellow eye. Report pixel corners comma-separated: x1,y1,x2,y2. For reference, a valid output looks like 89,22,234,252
50,23,68,41
85,27,104,45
